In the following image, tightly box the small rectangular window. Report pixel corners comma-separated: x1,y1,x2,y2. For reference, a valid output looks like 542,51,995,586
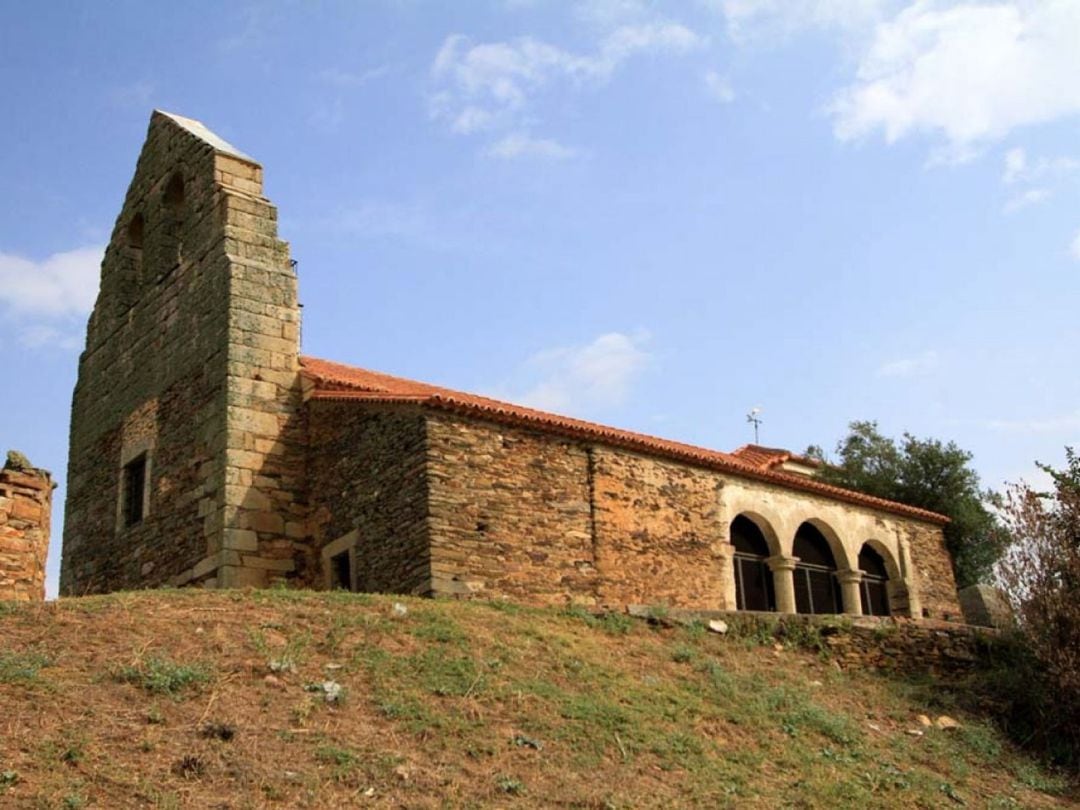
329,551,352,591
123,454,147,527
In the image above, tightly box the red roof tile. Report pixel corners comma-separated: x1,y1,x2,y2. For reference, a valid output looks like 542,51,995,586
732,444,823,472
300,356,947,525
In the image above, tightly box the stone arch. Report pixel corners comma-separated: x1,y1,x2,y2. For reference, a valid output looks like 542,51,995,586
730,513,777,612
860,538,902,580
791,521,843,614
858,539,910,617
729,510,782,557
798,516,855,572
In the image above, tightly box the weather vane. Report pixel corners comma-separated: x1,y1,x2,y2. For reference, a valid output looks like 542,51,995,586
746,407,763,444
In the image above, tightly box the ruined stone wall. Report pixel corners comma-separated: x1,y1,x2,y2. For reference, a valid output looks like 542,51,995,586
0,455,52,602
591,448,730,609
426,414,597,604
307,403,430,595
62,112,304,594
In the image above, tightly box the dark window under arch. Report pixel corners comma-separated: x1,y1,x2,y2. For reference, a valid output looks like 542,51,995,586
793,522,841,614
859,545,891,616
731,515,775,612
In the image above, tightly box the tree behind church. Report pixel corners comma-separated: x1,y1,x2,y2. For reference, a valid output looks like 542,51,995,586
807,421,1007,588
994,448,1080,767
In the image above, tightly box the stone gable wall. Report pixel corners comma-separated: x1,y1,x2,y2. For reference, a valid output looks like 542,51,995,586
307,403,430,595
62,118,230,594
62,114,304,595
0,458,52,602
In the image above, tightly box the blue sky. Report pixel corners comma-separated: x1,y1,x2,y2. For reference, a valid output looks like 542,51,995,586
2,1,1078,598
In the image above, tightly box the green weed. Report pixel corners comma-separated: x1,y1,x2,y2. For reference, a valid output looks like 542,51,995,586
114,656,211,698
410,611,468,644
0,650,51,684
671,644,695,664
495,775,525,795
315,744,357,781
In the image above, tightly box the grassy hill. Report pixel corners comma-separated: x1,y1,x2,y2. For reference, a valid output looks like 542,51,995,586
0,590,1074,808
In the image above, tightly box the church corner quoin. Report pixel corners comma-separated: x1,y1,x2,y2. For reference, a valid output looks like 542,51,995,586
60,112,962,623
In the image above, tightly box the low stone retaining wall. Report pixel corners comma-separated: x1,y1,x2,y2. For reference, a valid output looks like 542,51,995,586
626,605,994,675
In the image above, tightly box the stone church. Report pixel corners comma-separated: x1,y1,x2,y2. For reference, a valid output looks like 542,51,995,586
59,111,962,621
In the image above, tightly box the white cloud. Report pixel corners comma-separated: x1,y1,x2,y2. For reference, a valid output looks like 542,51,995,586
876,349,938,378
704,70,735,102
829,1,1080,151
1003,187,1050,213
1002,146,1079,185
0,246,102,318
1000,146,1078,211
1002,147,1027,184
430,22,703,141
484,133,579,160
1070,228,1080,261
508,331,652,413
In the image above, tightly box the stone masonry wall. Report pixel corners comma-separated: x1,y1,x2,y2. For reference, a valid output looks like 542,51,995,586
62,116,231,594
642,609,991,676
718,474,961,620
0,454,52,602
418,410,959,619
307,403,430,595
62,112,304,595
426,414,597,603
905,521,962,621
213,153,306,590
591,448,729,609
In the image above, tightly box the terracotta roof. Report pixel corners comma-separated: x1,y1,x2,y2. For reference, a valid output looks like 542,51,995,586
300,356,948,525
732,444,823,472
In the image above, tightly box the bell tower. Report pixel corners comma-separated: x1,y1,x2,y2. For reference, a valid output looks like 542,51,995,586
62,111,306,594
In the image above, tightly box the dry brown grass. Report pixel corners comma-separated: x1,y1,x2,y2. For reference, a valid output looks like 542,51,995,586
0,590,1074,808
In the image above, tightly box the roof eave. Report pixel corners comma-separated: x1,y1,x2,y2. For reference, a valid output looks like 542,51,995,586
307,385,949,526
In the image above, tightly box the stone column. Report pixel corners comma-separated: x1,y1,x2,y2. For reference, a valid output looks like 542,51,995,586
837,569,864,616
716,541,737,610
767,555,799,614
898,538,922,619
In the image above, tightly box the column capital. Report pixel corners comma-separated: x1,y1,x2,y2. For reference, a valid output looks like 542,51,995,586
765,554,798,572
837,569,864,585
